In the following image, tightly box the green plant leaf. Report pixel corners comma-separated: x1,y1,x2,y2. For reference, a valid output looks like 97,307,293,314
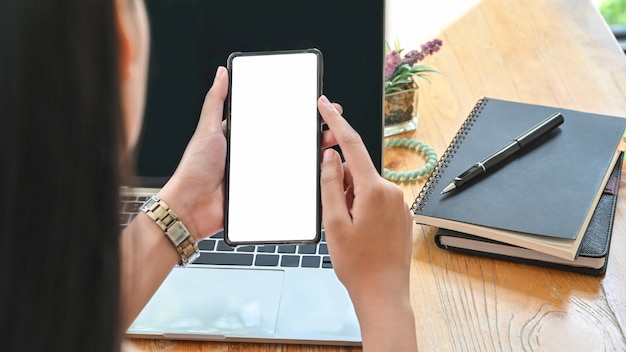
391,78,413,85
409,65,440,74
394,38,403,52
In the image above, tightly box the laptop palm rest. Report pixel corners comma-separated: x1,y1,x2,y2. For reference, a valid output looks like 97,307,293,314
127,267,284,339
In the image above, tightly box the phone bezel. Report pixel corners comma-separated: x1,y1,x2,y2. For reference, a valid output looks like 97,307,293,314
224,49,323,246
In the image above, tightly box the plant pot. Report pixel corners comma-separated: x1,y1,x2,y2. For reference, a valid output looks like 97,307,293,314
384,87,419,137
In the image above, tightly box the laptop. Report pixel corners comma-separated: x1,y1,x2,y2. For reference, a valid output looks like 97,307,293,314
123,0,385,345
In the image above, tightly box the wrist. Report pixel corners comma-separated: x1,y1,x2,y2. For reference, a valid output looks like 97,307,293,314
348,280,417,351
345,271,413,318
158,174,225,243
351,283,412,315
157,182,202,242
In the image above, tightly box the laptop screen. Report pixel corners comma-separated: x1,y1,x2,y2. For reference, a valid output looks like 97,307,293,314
135,0,385,187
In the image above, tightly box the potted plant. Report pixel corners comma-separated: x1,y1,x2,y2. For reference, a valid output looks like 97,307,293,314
384,38,442,136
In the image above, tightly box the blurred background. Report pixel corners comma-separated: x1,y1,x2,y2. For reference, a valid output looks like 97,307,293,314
595,0,626,52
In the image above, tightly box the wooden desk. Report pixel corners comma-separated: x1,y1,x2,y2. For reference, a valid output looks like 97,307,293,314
132,0,626,350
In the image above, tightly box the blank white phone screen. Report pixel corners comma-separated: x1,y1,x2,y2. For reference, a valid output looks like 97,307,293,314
226,51,321,244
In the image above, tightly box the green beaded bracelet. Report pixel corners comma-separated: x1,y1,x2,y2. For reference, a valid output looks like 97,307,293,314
383,138,438,182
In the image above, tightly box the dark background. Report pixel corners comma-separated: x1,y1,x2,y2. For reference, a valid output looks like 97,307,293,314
136,0,385,185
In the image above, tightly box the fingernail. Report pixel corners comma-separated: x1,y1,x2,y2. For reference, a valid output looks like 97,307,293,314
214,66,225,82
322,148,336,163
319,95,331,105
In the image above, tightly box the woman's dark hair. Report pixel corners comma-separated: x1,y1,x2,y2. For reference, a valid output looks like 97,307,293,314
1,0,124,351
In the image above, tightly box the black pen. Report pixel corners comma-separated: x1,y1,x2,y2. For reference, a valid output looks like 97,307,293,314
441,112,565,194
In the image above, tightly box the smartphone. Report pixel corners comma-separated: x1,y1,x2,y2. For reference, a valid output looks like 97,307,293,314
224,49,323,245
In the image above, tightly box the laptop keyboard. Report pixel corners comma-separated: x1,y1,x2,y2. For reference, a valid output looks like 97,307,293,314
120,195,333,269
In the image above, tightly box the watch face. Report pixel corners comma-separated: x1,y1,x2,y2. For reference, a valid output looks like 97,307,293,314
167,220,190,246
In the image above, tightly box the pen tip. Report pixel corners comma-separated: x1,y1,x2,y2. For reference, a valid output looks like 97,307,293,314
441,183,456,194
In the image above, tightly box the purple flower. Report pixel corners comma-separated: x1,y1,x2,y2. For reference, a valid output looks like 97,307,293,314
385,38,442,94
403,50,423,66
385,38,443,83
420,39,443,55
384,51,402,81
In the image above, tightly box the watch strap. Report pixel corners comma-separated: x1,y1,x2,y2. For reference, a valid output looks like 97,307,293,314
140,195,200,266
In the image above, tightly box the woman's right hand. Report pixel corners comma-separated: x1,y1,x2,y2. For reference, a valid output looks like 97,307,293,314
317,95,417,352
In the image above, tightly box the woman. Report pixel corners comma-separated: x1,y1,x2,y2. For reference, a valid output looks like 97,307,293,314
0,0,417,351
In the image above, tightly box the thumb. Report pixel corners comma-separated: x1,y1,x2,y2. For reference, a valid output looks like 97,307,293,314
320,148,350,228
196,66,229,135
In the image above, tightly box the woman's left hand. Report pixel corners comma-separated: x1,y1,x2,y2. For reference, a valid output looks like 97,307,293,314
158,66,229,241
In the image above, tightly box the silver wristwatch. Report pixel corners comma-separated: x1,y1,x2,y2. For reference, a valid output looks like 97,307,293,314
139,195,200,266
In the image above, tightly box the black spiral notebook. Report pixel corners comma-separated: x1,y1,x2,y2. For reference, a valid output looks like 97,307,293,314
411,98,626,261
434,153,622,276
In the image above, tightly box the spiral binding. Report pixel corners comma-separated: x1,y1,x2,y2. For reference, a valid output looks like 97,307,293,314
410,98,490,214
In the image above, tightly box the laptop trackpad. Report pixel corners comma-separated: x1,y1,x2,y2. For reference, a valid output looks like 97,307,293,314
128,267,284,339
